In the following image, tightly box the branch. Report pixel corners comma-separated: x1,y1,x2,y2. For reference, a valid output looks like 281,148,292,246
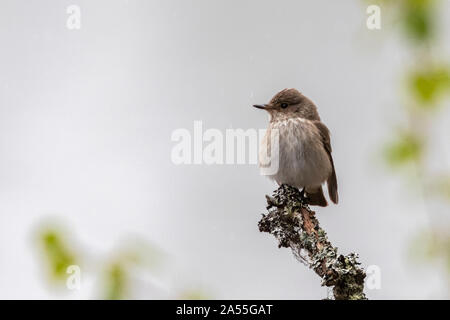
258,184,367,300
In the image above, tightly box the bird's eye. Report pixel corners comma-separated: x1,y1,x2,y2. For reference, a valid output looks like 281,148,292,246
281,103,288,109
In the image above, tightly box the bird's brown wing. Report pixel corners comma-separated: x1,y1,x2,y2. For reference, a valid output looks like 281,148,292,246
312,121,339,204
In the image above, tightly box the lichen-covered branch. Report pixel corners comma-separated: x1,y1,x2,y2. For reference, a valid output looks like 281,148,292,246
258,185,367,300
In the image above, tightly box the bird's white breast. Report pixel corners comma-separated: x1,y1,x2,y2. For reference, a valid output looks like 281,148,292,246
259,117,331,189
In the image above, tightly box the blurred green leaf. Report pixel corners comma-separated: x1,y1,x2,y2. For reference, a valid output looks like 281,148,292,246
409,66,450,106
116,238,164,269
37,227,78,283
384,131,422,167
178,289,211,300
410,230,450,274
101,240,163,299
401,0,435,42
103,262,128,300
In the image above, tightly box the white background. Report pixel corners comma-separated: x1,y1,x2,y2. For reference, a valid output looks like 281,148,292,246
0,0,449,299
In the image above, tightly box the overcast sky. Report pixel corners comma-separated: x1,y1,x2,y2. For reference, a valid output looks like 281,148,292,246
0,0,449,299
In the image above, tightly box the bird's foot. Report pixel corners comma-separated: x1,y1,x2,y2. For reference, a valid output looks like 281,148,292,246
299,188,307,202
299,189,313,208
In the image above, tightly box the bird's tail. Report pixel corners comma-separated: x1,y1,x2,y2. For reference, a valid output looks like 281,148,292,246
327,160,339,204
305,186,328,207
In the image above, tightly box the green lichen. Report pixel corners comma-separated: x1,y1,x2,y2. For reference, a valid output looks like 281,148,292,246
259,184,367,300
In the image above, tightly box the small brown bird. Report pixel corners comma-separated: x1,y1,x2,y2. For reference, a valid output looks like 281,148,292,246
254,88,338,207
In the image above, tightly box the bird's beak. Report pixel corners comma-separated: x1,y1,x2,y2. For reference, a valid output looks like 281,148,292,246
253,104,267,110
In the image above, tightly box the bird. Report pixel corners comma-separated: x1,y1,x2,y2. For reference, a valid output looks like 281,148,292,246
253,88,338,207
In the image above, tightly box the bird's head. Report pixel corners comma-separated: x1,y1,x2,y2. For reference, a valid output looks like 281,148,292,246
253,88,319,121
